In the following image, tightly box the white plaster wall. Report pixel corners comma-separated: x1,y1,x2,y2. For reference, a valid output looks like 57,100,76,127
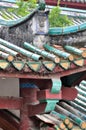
0,77,19,96
0,77,20,117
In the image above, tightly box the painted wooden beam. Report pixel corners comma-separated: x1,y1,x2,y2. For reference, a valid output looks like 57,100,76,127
37,87,77,101
28,103,47,117
0,63,86,79
0,96,22,109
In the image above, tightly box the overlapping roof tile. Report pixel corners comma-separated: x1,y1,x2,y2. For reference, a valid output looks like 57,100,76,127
0,38,86,76
36,80,86,130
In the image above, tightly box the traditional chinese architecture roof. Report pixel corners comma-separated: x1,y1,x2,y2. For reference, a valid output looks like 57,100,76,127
48,6,86,35
36,80,86,130
0,1,86,79
0,38,86,79
0,2,86,35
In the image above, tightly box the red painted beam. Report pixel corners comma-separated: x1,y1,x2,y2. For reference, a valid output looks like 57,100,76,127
61,2,86,10
28,103,47,117
37,87,77,101
45,0,86,9
0,64,85,79
37,89,62,100
62,87,78,100
0,96,23,109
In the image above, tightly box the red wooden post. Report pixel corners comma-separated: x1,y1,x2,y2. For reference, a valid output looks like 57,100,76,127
19,79,39,130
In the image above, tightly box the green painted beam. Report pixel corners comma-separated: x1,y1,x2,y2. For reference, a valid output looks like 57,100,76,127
42,99,59,112
51,78,62,94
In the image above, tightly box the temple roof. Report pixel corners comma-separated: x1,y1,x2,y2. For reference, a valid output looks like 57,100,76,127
36,80,86,129
0,38,86,78
0,1,86,78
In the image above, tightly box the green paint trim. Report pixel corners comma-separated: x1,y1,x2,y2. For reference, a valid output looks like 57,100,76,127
51,78,62,93
44,99,59,112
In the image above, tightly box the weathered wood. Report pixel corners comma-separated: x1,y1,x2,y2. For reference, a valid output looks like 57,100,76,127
24,42,60,64
0,38,42,61
64,45,86,58
0,96,22,109
44,44,74,61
